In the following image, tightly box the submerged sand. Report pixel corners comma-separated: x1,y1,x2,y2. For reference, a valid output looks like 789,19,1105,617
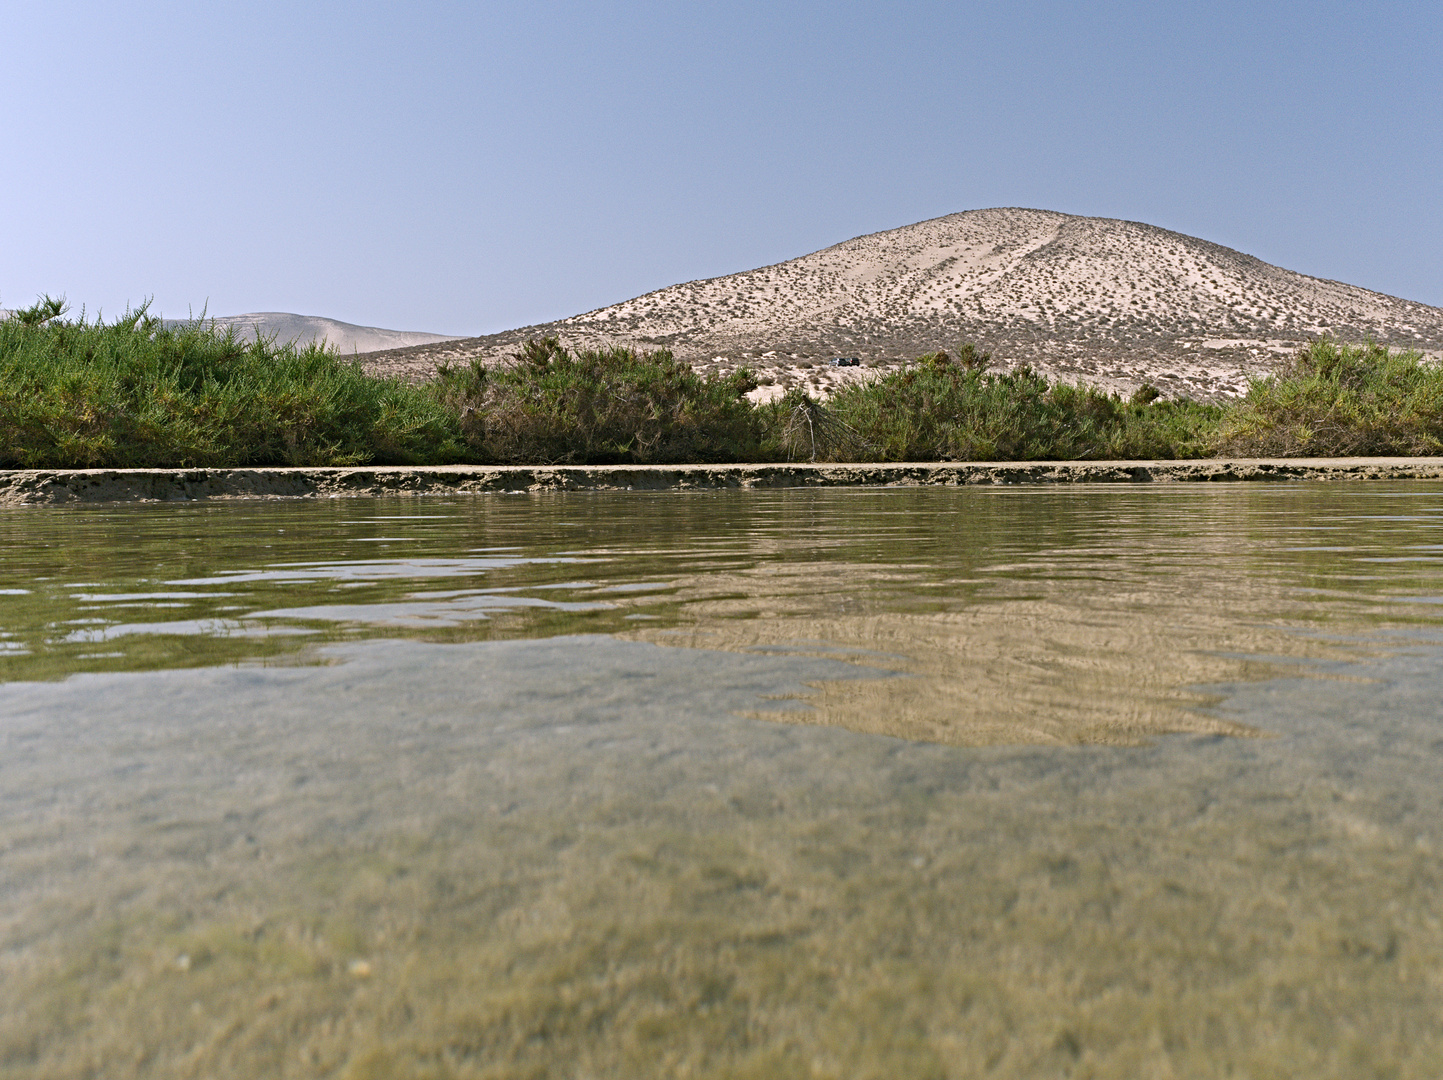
4,486,1443,1078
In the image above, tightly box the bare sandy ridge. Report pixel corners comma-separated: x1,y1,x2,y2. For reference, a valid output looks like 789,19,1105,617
361,208,1443,402
4,459,1443,505
165,313,459,355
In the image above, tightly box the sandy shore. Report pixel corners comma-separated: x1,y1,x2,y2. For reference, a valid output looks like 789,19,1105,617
2,458,1442,505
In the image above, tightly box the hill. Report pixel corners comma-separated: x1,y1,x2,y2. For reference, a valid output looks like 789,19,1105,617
362,208,1443,401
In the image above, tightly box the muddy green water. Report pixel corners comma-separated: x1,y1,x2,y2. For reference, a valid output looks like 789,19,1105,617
2,486,1443,1079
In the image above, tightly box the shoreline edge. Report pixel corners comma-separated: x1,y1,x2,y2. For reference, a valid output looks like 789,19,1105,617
4,459,1443,505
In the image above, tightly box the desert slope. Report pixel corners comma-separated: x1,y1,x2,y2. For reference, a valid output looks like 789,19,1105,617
364,208,1443,400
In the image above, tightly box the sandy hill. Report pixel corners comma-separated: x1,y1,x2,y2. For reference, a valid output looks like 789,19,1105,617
364,208,1443,401
168,313,457,355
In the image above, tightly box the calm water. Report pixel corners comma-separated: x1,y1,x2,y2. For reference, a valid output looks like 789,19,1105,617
2,485,1443,1079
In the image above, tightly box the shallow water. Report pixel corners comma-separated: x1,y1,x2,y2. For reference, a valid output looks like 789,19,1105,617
2,486,1442,1078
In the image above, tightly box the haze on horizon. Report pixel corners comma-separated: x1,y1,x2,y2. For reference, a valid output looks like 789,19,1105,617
3,1,1440,336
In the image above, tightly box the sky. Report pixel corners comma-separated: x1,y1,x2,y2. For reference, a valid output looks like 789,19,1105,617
3,0,1440,335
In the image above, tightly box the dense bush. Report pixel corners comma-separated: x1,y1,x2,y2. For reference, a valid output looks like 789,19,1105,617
1213,339,1443,456
434,337,766,464
0,299,464,468
5,294,1438,468
767,351,1219,461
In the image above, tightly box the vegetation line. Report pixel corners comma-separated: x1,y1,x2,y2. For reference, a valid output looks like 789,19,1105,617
4,297,1441,469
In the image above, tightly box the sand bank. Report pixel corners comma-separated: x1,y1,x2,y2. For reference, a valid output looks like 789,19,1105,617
2,458,1443,505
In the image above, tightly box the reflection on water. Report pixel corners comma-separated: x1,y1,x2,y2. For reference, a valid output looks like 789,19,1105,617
2,486,1443,1078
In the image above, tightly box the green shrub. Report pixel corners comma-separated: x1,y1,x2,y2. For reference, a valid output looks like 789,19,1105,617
434,337,766,464
0,301,464,468
771,350,1218,461
1213,339,1443,456
6,293,1436,470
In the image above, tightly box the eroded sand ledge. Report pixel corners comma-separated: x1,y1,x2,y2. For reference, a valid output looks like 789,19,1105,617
3,458,1443,505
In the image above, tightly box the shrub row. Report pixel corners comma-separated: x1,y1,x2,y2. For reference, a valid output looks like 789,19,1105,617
4,300,1440,468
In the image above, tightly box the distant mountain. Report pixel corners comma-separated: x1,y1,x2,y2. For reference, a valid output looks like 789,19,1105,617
167,313,457,356
362,208,1443,401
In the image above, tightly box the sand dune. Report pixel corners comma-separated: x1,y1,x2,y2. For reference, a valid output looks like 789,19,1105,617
2,307,455,356
364,208,1443,400
167,313,457,356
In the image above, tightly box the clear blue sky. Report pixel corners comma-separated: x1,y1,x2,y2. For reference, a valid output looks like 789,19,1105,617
4,0,1440,334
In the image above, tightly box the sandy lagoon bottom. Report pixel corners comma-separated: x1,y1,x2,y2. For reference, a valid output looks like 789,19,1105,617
1,486,1442,1078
